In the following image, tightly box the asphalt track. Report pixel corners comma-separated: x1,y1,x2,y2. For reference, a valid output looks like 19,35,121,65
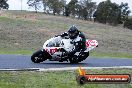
0,54,132,69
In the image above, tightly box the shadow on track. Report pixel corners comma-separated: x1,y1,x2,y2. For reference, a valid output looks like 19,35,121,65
35,61,90,67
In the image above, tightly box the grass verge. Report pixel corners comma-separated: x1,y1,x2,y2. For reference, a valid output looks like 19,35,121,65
0,49,33,55
0,49,132,59
0,68,132,88
0,11,132,59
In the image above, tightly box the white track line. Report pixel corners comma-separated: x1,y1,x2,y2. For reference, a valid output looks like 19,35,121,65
0,66,132,71
39,66,132,71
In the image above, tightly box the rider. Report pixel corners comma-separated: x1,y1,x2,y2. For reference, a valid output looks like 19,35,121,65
44,25,86,56
59,25,86,56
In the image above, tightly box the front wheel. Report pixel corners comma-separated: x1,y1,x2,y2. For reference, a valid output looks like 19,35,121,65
31,50,46,63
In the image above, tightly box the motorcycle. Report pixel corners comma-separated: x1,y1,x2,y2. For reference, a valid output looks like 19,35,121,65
31,36,98,63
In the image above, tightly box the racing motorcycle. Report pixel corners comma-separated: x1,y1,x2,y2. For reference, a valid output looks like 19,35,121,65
31,36,98,63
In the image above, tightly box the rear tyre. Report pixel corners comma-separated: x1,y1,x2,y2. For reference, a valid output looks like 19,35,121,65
31,50,46,63
69,55,79,64
69,52,89,64
78,52,89,62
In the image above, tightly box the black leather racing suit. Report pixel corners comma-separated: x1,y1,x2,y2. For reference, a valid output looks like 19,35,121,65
60,31,86,56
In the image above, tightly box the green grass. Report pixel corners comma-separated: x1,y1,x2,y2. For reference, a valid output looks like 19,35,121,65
0,49,33,55
0,68,132,88
0,49,132,58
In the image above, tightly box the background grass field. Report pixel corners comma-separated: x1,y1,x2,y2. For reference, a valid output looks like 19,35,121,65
0,10,132,58
0,10,132,88
0,68,132,88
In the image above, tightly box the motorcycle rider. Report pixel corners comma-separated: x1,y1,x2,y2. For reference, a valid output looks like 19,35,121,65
44,25,86,57
42,25,87,63
59,25,86,56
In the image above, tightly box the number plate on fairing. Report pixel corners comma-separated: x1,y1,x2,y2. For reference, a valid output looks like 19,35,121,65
44,47,63,55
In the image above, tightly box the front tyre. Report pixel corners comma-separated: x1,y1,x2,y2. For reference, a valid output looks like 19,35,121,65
31,50,45,63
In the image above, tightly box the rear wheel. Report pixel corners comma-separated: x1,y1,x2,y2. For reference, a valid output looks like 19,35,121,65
31,50,46,63
69,52,89,64
78,52,89,62
69,55,79,64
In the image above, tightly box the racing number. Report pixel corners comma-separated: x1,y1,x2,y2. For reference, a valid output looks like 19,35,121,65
45,48,58,54
50,48,57,54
